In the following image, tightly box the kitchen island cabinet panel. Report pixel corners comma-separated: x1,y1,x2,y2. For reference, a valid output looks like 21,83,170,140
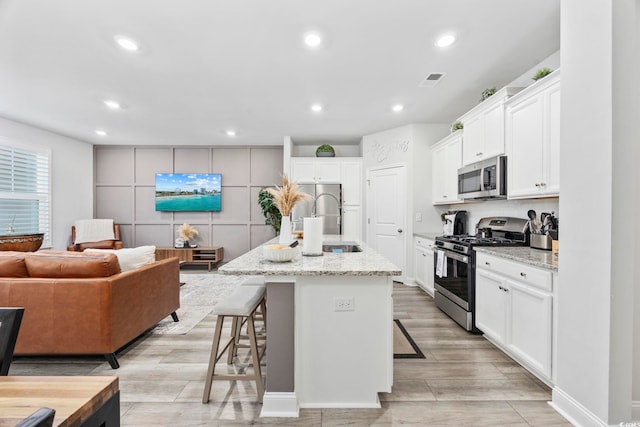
414,236,435,296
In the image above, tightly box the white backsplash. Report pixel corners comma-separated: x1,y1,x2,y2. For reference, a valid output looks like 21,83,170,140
442,198,559,235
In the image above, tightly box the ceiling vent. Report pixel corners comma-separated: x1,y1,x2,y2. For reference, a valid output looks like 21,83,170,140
419,72,446,88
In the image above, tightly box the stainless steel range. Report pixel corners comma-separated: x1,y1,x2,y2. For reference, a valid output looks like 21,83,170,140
433,217,527,332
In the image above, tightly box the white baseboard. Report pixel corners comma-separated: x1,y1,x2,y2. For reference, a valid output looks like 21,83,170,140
550,387,607,427
260,392,299,418
632,400,640,422
300,401,382,409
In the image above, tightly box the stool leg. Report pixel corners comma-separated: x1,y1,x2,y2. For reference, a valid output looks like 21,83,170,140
247,314,264,403
203,315,225,403
227,316,240,364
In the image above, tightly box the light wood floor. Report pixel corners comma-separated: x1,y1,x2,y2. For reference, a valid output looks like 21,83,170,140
11,281,571,426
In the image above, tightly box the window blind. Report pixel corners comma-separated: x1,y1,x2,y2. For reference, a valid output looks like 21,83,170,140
0,143,51,247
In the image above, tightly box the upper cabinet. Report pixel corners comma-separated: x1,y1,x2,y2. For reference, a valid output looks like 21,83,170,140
506,70,560,199
340,159,362,206
458,87,524,166
290,158,341,183
431,131,463,205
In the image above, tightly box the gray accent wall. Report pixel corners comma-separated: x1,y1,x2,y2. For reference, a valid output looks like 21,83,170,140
94,146,283,261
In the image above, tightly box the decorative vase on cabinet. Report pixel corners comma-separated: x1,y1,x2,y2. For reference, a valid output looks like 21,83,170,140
279,215,294,245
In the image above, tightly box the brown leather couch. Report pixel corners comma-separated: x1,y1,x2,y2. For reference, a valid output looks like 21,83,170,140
0,250,180,368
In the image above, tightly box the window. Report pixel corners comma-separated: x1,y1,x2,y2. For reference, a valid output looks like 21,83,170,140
0,142,51,247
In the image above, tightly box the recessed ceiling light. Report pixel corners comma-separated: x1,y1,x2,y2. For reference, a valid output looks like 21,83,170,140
304,32,322,48
311,104,323,112
114,36,140,52
226,130,236,137
103,99,121,110
435,33,456,48
392,104,404,112
95,129,108,136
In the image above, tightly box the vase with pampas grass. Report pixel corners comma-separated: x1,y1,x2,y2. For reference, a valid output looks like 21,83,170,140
177,223,199,248
266,174,311,244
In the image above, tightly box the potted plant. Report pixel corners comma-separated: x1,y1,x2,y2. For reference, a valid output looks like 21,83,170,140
480,87,497,102
315,144,335,157
258,188,282,233
532,67,553,81
451,121,463,132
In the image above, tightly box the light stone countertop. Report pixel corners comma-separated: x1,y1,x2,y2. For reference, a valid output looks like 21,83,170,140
219,235,401,276
413,232,441,240
474,246,558,272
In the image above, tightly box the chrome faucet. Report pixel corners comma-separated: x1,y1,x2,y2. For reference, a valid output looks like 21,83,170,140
312,192,342,223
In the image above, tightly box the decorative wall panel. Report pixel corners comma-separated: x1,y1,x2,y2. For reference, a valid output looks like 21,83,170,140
94,146,282,262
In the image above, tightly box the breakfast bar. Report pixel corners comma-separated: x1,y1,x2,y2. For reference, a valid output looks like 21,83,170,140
219,236,401,417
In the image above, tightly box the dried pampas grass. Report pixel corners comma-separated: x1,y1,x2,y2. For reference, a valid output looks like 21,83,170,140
266,174,311,216
178,223,199,240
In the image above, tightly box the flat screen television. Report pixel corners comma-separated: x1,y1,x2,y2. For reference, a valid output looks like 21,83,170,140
155,173,222,212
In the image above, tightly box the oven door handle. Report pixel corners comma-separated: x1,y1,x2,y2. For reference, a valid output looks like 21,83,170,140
438,249,468,264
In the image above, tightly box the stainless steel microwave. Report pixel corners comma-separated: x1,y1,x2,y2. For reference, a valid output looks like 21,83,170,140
457,155,507,200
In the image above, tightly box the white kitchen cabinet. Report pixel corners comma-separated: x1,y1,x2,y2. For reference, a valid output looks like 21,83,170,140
506,70,560,199
458,86,524,166
340,159,362,205
342,205,362,240
475,268,508,343
475,251,554,383
413,237,435,296
431,131,463,205
290,158,341,183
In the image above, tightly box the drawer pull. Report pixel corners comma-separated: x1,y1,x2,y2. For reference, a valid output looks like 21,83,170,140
520,272,527,277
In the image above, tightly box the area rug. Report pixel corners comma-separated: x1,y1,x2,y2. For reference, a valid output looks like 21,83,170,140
151,273,245,335
393,319,425,359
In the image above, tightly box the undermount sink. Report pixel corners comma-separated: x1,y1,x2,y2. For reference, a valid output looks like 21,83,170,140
322,241,362,253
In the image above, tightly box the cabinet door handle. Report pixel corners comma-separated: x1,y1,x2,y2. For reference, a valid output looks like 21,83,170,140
443,195,448,198
485,261,490,266
422,253,426,257
520,272,527,277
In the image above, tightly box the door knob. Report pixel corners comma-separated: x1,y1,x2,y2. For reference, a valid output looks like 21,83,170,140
397,228,403,233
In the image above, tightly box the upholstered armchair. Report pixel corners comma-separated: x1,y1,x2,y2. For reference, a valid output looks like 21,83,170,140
67,220,123,252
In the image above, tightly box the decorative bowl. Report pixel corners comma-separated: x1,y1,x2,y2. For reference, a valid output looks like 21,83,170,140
263,244,298,262
0,233,44,252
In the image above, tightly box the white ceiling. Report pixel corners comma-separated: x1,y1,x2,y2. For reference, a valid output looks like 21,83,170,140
0,0,560,147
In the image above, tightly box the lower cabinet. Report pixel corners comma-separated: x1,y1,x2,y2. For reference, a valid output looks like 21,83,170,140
475,252,553,384
342,205,363,240
414,237,435,296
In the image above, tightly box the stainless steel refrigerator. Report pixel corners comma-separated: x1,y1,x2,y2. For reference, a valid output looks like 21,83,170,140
291,184,342,235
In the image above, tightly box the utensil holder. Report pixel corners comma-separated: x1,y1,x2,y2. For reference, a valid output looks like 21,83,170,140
530,233,553,251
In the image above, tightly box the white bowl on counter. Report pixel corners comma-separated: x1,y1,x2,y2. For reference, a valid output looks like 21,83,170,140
263,244,298,262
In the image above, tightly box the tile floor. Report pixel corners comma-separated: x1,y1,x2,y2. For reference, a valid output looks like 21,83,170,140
10,280,571,426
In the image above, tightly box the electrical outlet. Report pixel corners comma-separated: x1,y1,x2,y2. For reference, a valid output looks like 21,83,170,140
334,297,354,312
415,212,423,222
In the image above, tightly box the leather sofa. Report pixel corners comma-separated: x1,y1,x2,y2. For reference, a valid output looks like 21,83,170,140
0,250,180,368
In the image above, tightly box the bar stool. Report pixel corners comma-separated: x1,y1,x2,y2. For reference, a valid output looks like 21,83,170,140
202,283,266,403
227,276,267,363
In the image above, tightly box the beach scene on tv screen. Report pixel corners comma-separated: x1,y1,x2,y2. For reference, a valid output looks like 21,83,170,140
155,173,222,211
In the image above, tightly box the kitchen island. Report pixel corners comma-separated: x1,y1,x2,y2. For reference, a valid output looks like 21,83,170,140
219,236,401,417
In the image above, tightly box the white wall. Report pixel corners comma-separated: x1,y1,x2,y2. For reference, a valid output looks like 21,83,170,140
0,116,93,250
552,0,636,425
453,198,558,235
362,123,449,280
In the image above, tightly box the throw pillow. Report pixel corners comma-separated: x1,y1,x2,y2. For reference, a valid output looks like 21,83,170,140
85,245,156,272
0,251,28,277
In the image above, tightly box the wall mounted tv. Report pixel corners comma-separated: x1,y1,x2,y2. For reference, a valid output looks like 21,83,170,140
155,173,222,212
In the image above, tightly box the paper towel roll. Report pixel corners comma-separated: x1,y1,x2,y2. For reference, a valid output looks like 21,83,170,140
302,217,323,256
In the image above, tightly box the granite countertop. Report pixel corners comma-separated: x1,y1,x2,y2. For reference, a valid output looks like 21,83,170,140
413,232,441,240
474,246,558,272
219,235,401,277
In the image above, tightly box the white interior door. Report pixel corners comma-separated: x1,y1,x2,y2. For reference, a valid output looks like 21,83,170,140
366,165,406,281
